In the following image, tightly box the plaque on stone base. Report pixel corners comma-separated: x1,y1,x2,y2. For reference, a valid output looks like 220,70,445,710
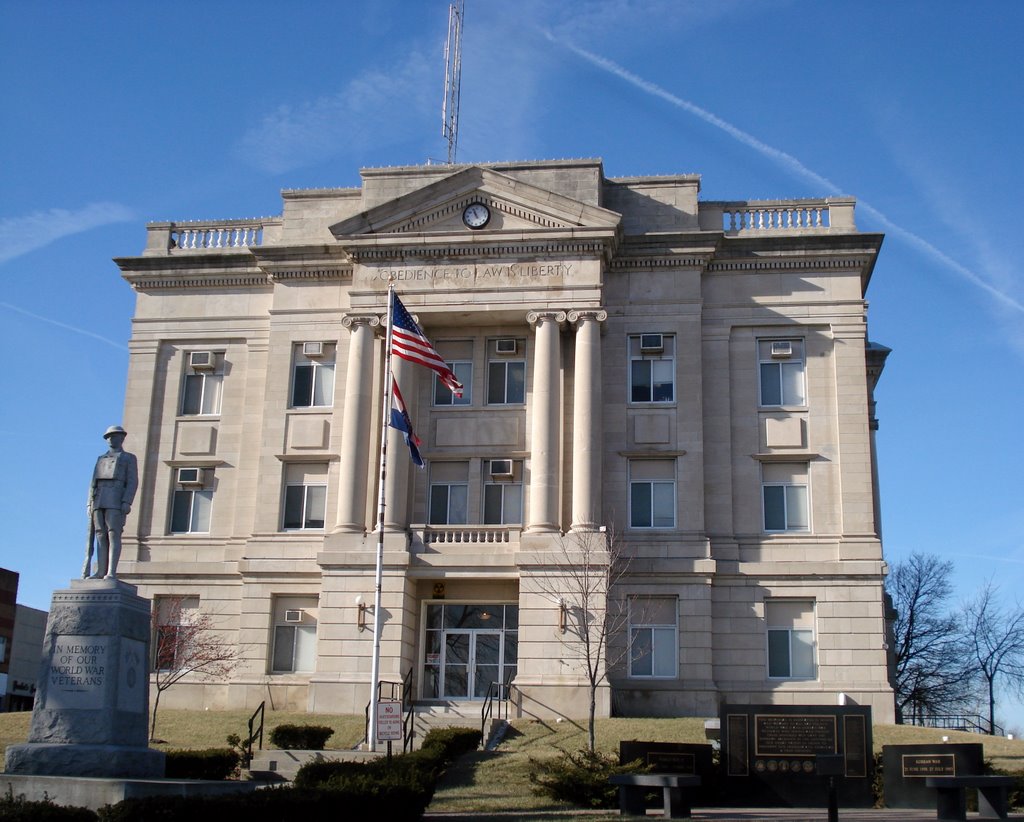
4,579,165,779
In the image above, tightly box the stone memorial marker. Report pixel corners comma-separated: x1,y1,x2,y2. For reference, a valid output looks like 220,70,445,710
720,703,873,807
881,743,983,808
4,578,164,778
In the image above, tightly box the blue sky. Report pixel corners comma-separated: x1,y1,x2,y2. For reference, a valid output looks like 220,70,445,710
2,1,1022,723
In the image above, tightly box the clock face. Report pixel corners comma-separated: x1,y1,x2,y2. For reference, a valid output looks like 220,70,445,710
462,203,490,229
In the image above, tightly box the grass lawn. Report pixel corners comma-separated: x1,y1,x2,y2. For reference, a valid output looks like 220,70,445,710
3,709,1024,816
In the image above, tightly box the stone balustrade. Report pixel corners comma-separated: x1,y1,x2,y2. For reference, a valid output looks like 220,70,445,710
700,198,856,234
419,525,518,546
143,218,281,255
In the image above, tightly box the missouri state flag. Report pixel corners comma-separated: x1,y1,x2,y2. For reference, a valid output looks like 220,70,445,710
389,378,424,467
391,292,463,398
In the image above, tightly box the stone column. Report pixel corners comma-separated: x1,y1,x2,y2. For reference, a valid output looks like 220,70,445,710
526,310,565,533
383,354,413,530
335,314,380,533
568,309,607,531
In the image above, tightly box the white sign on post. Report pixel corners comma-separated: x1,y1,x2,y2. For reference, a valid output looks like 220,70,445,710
376,699,403,742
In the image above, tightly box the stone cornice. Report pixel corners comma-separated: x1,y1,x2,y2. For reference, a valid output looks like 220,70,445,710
122,270,270,291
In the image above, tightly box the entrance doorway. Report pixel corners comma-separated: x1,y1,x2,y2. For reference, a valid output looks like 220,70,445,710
424,603,517,700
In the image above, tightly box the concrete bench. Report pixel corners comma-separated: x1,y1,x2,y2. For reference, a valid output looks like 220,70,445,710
924,775,1016,821
608,773,701,819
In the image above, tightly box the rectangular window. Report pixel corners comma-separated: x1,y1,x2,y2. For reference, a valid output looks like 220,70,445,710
291,342,336,408
483,460,523,525
434,341,473,405
170,471,213,534
429,462,469,525
758,339,806,407
271,596,318,673
487,339,526,405
282,463,327,530
181,352,225,416
629,596,677,678
629,459,676,529
629,334,675,403
153,596,199,671
434,361,472,405
766,600,816,679
762,463,809,532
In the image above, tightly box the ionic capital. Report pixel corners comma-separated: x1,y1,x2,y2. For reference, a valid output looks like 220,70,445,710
526,310,567,328
567,308,608,326
341,313,381,330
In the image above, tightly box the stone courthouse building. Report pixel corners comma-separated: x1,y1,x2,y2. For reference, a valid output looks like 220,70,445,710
113,158,895,723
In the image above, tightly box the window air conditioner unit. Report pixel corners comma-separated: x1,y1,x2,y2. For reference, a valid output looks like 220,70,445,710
189,351,215,370
770,341,793,359
495,338,517,355
176,467,203,486
284,609,303,623
639,334,664,353
489,459,514,478
303,341,324,358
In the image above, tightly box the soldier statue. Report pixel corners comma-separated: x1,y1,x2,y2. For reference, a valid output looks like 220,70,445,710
84,425,139,579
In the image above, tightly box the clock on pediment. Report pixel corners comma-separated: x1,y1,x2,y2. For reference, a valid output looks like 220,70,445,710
462,202,490,229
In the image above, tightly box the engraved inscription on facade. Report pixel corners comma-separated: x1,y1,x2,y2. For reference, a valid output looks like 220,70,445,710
754,714,838,756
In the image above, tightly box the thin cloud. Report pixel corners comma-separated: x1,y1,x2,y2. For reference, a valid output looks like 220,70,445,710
549,34,1024,316
0,203,135,266
0,302,128,351
235,52,434,174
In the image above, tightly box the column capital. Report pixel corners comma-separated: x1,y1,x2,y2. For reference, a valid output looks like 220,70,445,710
526,309,567,328
341,313,381,330
567,308,608,325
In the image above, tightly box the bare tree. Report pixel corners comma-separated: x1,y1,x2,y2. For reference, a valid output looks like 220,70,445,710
962,580,1024,734
150,596,237,740
887,552,973,722
526,527,630,752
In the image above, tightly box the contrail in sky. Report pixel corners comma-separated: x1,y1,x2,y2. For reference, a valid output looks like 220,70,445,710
549,34,1024,316
0,302,128,351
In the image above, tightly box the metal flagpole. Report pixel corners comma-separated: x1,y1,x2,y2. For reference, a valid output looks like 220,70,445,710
368,282,396,752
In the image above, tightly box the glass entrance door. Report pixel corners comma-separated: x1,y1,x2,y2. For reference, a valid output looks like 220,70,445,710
441,629,502,699
424,603,518,700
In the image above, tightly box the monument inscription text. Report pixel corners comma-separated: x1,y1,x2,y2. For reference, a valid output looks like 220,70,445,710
754,714,838,756
45,634,111,709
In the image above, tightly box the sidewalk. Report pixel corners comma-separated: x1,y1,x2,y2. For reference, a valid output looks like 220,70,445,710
427,809,1024,821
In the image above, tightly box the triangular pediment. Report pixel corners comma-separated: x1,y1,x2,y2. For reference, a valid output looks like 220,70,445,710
329,166,621,239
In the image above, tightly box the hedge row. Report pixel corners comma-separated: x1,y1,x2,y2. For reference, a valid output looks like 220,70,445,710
164,748,240,780
267,724,334,750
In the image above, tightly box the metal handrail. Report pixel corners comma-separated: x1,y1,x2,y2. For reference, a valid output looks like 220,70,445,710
245,701,265,766
906,713,1005,737
480,681,514,747
401,667,415,752
363,668,414,749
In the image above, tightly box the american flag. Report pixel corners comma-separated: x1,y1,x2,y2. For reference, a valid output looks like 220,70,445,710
389,378,423,467
391,292,463,397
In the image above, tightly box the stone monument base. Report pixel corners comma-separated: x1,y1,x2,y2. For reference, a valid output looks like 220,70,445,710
2,773,255,812
5,742,164,779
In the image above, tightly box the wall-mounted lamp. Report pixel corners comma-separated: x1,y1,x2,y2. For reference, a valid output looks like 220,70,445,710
558,598,567,634
356,595,367,632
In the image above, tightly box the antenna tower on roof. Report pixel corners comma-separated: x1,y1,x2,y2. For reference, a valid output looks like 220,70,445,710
441,0,465,165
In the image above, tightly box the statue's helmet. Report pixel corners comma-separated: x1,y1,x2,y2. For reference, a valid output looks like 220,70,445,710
103,425,127,440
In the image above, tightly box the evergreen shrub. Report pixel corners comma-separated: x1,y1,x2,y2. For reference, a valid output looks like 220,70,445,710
164,747,239,780
267,724,334,750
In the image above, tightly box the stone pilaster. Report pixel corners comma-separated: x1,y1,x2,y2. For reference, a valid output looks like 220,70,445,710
568,309,607,531
526,310,565,533
334,314,380,533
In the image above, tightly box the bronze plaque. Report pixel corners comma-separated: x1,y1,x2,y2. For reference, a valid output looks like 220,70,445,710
727,714,749,776
844,714,868,778
754,714,837,756
648,752,696,774
902,754,956,777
